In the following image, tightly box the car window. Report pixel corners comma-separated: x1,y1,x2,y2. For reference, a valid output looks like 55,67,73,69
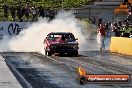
47,34,59,39
65,34,75,40
47,35,54,39
47,34,75,40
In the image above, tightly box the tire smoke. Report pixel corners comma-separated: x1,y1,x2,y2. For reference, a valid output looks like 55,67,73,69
0,11,111,53
1,11,87,52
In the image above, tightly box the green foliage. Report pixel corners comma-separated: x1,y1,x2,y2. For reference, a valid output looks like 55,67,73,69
1,0,91,8
0,0,92,21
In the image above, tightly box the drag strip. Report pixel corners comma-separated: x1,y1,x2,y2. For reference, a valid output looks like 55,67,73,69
5,59,33,88
1,52,132,88
2,53,57,88
33,52,132,87
1,52,100,88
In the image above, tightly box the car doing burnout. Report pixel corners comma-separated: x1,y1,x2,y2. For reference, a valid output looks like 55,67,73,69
43,32,79,56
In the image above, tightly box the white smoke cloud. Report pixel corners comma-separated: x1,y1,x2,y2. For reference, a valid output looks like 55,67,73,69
5,11,86,53
0,11,111,53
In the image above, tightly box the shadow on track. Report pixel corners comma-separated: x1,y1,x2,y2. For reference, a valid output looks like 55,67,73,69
53,53,86,57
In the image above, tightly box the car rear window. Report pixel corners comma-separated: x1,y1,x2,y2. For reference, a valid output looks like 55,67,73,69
48,34,75,40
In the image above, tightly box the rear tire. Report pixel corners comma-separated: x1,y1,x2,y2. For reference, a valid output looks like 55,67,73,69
45,49,47,55
45,49,52,56
73,51,78,56
47,51,52,56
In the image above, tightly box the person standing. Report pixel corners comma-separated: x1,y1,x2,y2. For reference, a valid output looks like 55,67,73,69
97,17,102,27
2,3,9,21
25,3,30,21
105,22,110,37
122,22,132,37
10,4,16,21
17,5,23,22
97,24,106,52
127,11,132,24
38,5,44,18
45,8,50,18
21,5,26,21
90,16,96,29
49,8,55,20
113,23,120,37
31,5,38,21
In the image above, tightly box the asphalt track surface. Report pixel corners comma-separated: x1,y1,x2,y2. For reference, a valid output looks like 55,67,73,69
1,52,132,88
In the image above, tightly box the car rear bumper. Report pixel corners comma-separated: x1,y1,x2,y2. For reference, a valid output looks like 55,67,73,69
48,49,78,53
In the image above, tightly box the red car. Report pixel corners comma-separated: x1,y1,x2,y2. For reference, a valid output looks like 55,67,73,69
43,32,79,56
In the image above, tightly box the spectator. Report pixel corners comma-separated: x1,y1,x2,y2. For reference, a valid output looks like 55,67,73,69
31,5,38,21
97,23,106,52
90,16,96,28
129,31,132,38
49,8,55,20
97,17,102,27
10,4,16,21
17,5,23,22
38,5,44,18
45,8,50,18
118,21,122,28
127,11,132,24
113,23,120,37
105,22,111,37
21,5,26,20
109,22,116,37
122,22,132,37
2,3,9,21
25,3,30,21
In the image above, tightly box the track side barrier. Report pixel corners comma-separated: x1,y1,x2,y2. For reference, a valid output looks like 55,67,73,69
110,37,132,56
